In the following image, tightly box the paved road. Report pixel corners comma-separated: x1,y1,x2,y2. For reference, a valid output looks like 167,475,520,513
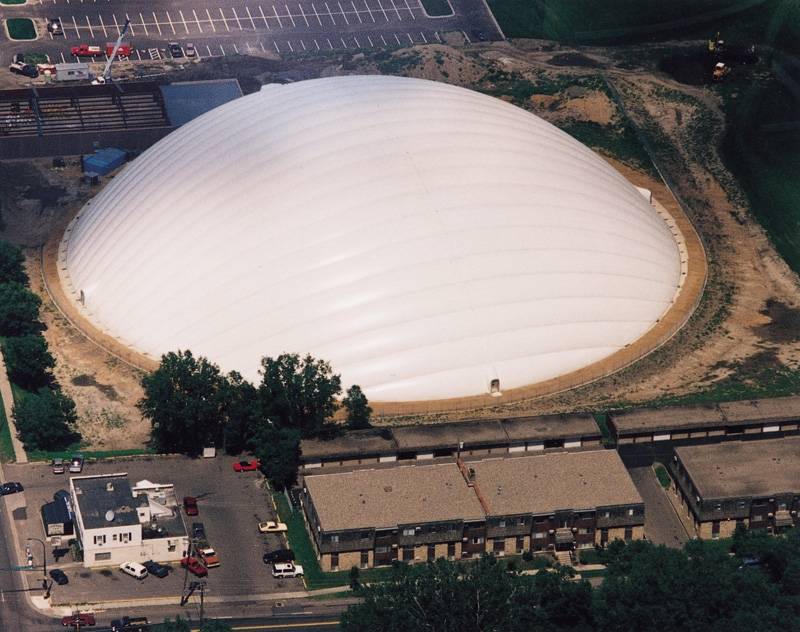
0,0,503,64
627,465,688,549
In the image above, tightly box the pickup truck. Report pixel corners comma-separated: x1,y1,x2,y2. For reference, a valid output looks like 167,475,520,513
107,43,132,57
196,545,220,568
110,615,148,631
71,44,102,57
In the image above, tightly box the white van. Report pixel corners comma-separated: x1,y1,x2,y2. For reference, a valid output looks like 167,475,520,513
272,562,304,579
119,561,148,580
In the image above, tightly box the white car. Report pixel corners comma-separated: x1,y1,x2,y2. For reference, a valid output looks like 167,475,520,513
119,561,148,580
258,521,288,533
272,562,303,578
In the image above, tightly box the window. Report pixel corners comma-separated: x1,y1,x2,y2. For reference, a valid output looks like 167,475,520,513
518,517,526,526
497,520,506,528
402,547,414,561
375,546,389,554
93,535,106,546
360,551,369,569
603,511,611,518
711,521,721,539
94,552,111,561
447,542,456,559
402,528,415,537
533,532,546,540
112,534,117,541
427,544,436,561
121,532,131,544
627,508,635,516
752,514,764,522
471,537,484,545
330,553,339,571
736,500,746,510
516,536,525,552
493,539,505,552
624,527,633,541
330,535,340,544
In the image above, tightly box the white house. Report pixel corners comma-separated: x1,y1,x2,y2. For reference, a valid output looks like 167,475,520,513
70,473,190,568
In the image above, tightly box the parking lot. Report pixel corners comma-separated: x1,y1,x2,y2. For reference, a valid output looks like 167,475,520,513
1,454,304,606
1,0,503,64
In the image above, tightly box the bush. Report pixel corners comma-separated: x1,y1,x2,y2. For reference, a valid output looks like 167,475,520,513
0,282,41,336
0,241,27,285
13,389,81,451
2,334,55,390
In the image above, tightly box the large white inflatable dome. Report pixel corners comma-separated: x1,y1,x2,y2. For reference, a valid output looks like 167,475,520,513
62,76,682,402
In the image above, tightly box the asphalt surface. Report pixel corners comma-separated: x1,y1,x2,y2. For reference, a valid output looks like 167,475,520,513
626,465,689,549
1,0,503,64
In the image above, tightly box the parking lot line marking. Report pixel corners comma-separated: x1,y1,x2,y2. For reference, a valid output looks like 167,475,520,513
287,40,293,51
310,3,323,25
219,8,230,31
380,33,386,45
166,11,177,34
362,0,375,22
420,31,426,42
327,36,333,48
179,10,190,33
152,11,162,35
394,32,400,44
204,8,216,32
220,44,226,55
274,41,279,52
60,51,66,62
247,41,252,51
206,43,212,56
135,48,141,60
260,41,265,51
98,13,107,37
461,29,470,43
111,13,120,34
232,7,243,30
58,14,68,39
246,6,257,30
138,12,148,35
406,32,413,43
258,5,270,29
85,15,95,37
300,39,306,50
124,13,135,36
337,1,349,24
367,34,373,46
233,42,239,52
340,36,347,47
376,0,389,22
297,4,310,27
323,2,336,25
193,9,204,32
388,0,402,20
353,35,360,47
434,30,441,42
403,0,415,19
350,0,362,23
284,4,296,27
272,5,283,28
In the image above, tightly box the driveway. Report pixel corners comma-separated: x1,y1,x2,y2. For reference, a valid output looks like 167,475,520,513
1,454,304,606
626,465,689,549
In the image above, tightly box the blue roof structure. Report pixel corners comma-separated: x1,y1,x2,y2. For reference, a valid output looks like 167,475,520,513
160,79,243,127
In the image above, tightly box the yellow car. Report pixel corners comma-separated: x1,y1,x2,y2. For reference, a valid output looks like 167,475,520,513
258,521,288,533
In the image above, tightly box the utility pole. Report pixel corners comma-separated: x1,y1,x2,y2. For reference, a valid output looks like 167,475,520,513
180,535,195,606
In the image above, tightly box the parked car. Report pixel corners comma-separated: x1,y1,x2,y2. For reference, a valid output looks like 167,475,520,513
142,560,169,578
71,44,102,57
1,482,24,495
181,556,208,577
47,18,63,35
272,562,304,578
169,42,183,58
52,458,65,474
258,521,288,533
263,549,294,564
183,496,198,515
197,546,220,568
119,561,148,580
233,459,260,472
69,454,84,473
185,42,196,58
110,615,149,631
192,522,206,539
49,568,69,585
9,62,38,78
61,612,95,626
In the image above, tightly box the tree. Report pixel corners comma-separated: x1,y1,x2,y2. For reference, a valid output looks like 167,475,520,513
138,350,230,456
343,384,372,430
2,334,55,389
13,389,80,451
0,240,27,285
200,620,233,632
258,353,342,438
222,371,261,455
0,282,41,336
251,421,301,490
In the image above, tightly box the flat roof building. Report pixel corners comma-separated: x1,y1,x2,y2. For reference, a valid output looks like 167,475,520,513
302,450,644,571
667,437,800,540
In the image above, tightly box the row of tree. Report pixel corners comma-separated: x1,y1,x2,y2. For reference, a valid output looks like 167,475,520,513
0,240,81,451
138,350,372,488
342,530,800,631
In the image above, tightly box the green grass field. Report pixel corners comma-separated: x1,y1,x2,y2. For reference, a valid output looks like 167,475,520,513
6,18,37,40
419,0,452,16
0,391,15,463
0,0,27,5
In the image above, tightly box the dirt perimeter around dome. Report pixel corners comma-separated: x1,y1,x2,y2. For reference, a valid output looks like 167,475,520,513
42,156,706,417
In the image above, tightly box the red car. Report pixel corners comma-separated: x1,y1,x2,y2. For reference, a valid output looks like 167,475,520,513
181,556,208,577
183,496,198,515
233,459,260,472
62,612,96,626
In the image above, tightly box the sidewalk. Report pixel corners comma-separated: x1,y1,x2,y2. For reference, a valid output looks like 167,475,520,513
0,348,27,464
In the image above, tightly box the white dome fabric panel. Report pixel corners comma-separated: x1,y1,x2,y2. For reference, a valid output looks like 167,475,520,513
63,75,681,402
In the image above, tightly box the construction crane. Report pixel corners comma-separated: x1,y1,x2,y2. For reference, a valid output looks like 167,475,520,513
92,19,130,85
